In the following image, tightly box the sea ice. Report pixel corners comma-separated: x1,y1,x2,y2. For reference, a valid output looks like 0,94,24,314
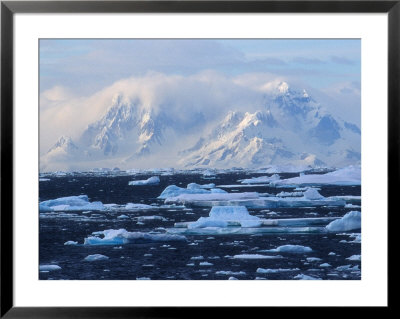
39,195,105,212
336,265,360,271
273,165,361,186
124,203,153,210
84,254,109,261
84,229,186,245
199,262,213,266
240,174,280,184
232,254,283,259
256,268,300,273
64,241,78,245
216,271,246,276
262,245,312,253
128,176,160,186
325,211,361,232
39,264,61,271
158,184,226,199
188,206,262,229
346,255,361,261
293,274,321,280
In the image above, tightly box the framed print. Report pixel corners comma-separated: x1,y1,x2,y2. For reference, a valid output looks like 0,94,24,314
1,0,396,316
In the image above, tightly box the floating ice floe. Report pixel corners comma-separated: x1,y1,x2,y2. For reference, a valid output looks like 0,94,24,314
39,264,61,271
187,183,215,189
134,215,167,222
261,245,313,253
84,254,109,261
336,265,360,272
39,195,105,212
232,254,283,259
256,268,300,274
128,176,160,186
216,271,246,276
325,211,361,232
39,178,50,182
64,241,78,245
84,229,186,245
188,206,263,229
346,255,361,261
240,174,280,184
293,274,321,280
124,203,154,210
158,184,227,199
272,165,361,186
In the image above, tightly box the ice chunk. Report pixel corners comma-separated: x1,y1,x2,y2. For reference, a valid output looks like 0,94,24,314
39,264,61,271
273,165,361,186
233,254,283,259
216,271,246,276
117,215,129,219
187,183,215,189
241,174,280,184
326,211,361,232
135,216,167,222
199,262,213,266
84,229,186,245
336,265,360,271
256,268,299,273
158,184,226,199
319,263,331,267
39,195,105,212
302,188,324,200
39,178,50,182
164,192,258,204
346,255,361,261
262,245,312,253
124,203,153,210
84,254,109,261
128,176,160,186
306,257,322,262
293,274,321,280
64,241,78,245
188,206,262,229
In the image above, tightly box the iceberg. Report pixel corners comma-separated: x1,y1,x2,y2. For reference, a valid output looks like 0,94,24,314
158,184,226,199
84,229,186,245
346,255,361,261
215,271,246,276
84,254,109,261
128,176,160,186
240,174,280,184
39,264,61,271
163,192,258,204
64,241,78,245
256,268,300,273
325,211,361,232
39,195,105,212
273,165,361,186
187,183,215,189
124,203,154,210
188,206,262,229
261,245,313,253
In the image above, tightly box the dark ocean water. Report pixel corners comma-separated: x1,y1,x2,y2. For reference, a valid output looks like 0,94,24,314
39,172,361,280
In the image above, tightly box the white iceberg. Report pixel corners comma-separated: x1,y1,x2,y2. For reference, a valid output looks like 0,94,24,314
241,174,280,184
84,229,186,245
64,241,78,245
188,206,262,229
346,255,361,261
187,183,215,189
84,254,109,261
39,264,61,271
124,203,154,210
128,176,160,186
163,192,258,204
326,211,361,232
158,184,226,199
302,188,324,200
262,245,313,253
273,165,361,186
39,195,105,212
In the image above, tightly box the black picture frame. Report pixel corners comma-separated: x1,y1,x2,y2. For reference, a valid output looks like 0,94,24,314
1,0,396,317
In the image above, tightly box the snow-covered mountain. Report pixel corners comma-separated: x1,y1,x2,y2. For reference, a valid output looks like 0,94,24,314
40,81,360,171
180,82,360,168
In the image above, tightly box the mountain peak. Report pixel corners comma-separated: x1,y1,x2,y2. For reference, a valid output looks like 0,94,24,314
48,135,78,154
